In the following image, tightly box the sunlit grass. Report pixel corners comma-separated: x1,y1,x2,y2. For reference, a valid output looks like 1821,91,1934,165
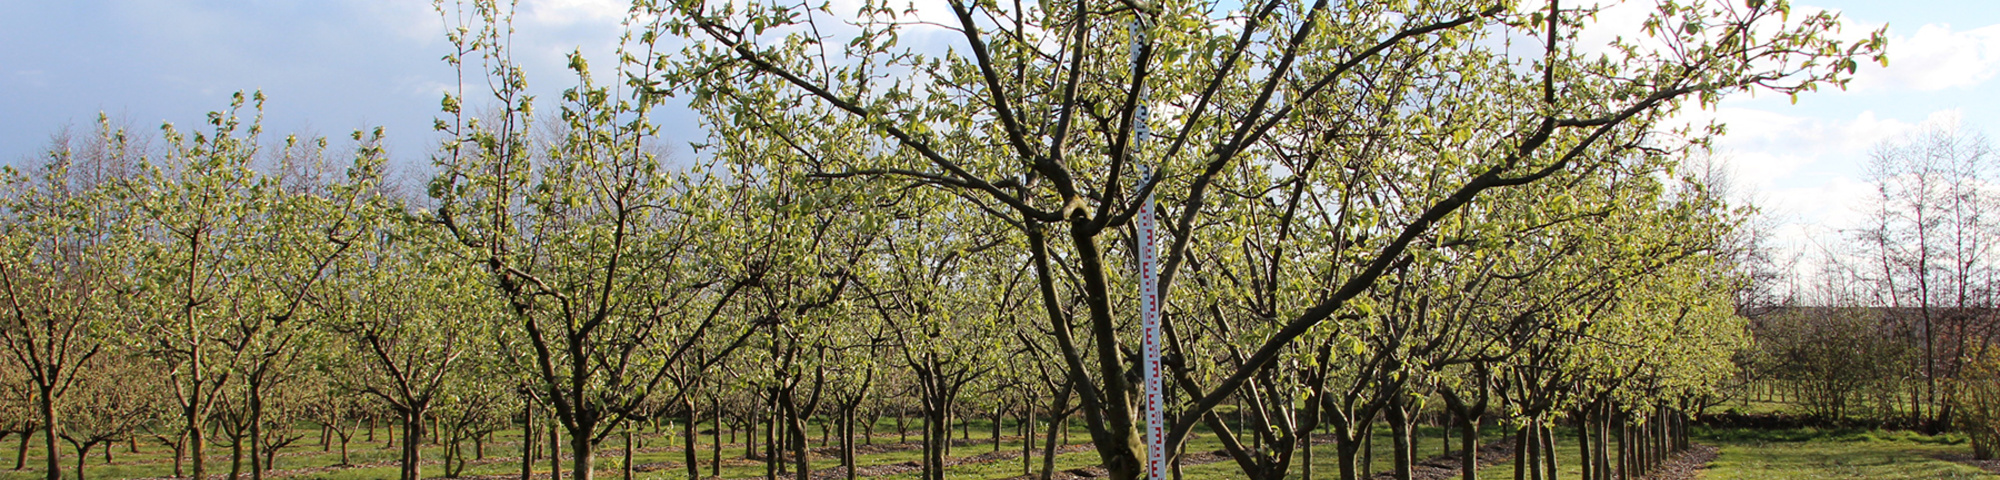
1699,427,1994,480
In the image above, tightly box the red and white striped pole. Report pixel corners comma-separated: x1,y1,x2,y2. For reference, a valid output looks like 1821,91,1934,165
1129,16,1166,480
1137,165,1165,480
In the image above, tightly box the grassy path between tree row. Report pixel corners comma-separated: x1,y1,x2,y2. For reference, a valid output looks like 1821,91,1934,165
6,424,1997,479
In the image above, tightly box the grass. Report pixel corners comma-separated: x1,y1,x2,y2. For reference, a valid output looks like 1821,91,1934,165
1472,426,1998,480
1699,427,1995,480
0,415,1501,480
6,416,1996,479
0,418,1149,480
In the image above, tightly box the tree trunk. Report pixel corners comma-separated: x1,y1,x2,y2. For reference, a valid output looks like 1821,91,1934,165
1409,411,1421,471
1513,425,1528,480
845,405,859,480
1304,420,1315,480
687,395,702,480
191,347,209,480
1040,381,1073,480
786,391,810,480
403,411,425,480
1459,413,1481,480
1388,397,1412,480
712,395,722,477
171,434,187,476
1595,404,1610,480
522,403,537,480
1336,428,1363,480
765,394,779,480
73,442,88,480
748,410,760,463
549,420,563,480
930,405,948,480
922,407,936,480
571,426,596,480
1441,410,1452,458
230,433,245,480
39,388,59,480
1540,423,1557,480
16,429,33,471
262,438,279,478
1636,419,1649,476
864,411,877,446
1362,420,1375,479
1023,406,1035,476
251,383,265,480
1576,409,1592,480
1608,412,1624,480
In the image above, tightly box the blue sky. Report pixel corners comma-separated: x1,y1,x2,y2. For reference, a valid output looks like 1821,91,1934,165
0,0,649,174
1,0,1996,265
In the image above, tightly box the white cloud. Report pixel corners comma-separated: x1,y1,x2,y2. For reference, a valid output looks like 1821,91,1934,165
1846,22,2000,92
1688,105,1976,284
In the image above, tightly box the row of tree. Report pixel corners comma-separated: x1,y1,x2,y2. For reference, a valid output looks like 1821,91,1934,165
0,0,1884,479
1735,121,2000,457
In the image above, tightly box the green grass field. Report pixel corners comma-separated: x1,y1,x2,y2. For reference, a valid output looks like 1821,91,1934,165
1471,427,1997,480
0,415,1511,480
1698,428,1994,480
4,418,1995,479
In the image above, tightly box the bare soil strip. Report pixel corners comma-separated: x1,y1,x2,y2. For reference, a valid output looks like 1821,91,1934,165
1368,437,1520,480
1631,444,1719,480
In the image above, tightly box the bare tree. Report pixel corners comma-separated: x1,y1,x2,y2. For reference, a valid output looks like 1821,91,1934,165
1857,120,1998,427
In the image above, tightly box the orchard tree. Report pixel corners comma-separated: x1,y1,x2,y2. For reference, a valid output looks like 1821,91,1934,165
428,4,761,479
125,93,386,480
227,129,387,480
318,207,497,480
858,204,1021,480
705,160,885,480
53,355,161,480
0,119,139,480
646,0,1883,477
123,93,372,480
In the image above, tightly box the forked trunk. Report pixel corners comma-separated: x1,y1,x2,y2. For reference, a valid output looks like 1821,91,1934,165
73,442,88,480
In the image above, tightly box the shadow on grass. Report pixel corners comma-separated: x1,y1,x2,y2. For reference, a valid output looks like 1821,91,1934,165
1699,426,1969,445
